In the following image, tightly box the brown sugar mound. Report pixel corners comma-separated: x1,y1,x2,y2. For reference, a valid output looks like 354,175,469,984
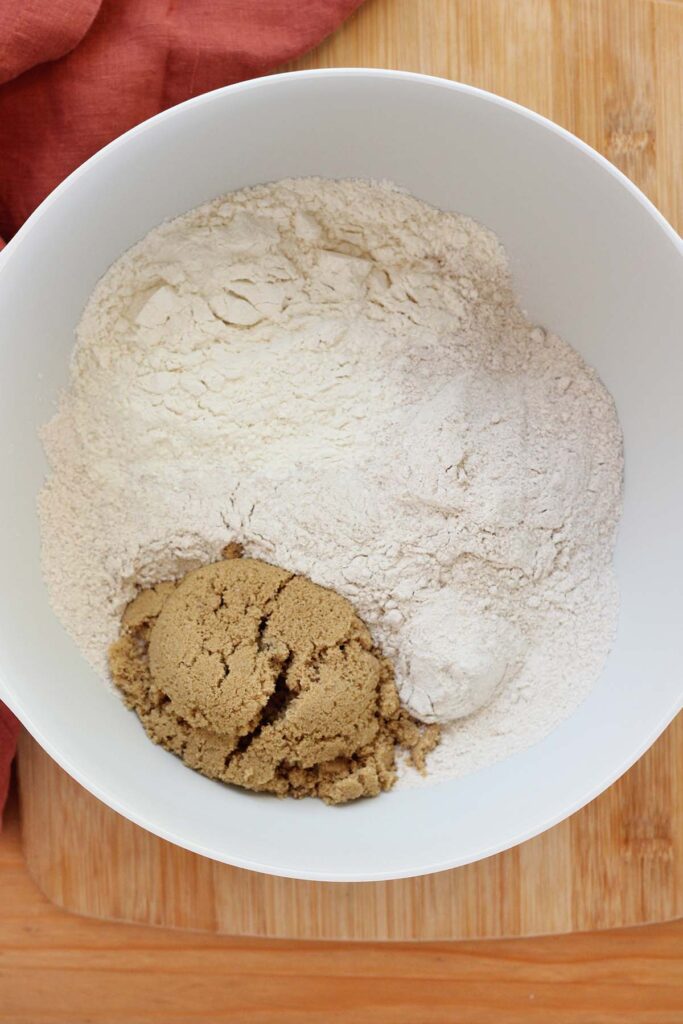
109,555,440,805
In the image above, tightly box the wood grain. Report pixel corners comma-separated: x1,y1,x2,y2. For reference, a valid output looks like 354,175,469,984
2,785,683,1023
17,714,683,940
281,0,683,228
654,2,683,225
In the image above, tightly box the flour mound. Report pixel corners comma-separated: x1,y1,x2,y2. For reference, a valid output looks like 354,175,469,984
39,177,623,785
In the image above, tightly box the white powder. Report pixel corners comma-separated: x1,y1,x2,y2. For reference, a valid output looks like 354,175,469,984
39,178,623,785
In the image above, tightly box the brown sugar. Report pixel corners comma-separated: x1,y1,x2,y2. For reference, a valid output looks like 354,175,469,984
109,556,440,804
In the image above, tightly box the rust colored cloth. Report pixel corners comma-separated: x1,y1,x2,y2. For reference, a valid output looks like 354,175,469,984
0,707,18,815
0,0,364,818
0,0,364,240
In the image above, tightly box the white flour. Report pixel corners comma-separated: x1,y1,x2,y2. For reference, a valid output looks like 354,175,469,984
39,178,623,785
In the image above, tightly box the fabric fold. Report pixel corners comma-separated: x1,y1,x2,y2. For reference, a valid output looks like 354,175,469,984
0,0,102,85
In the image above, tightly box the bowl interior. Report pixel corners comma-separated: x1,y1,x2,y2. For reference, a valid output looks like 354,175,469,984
0,70,681,880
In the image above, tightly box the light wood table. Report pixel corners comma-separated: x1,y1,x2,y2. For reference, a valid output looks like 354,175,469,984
2,783,682,1022
2,0,682,1018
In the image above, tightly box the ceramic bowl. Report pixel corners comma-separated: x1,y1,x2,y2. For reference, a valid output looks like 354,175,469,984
1,70,681,880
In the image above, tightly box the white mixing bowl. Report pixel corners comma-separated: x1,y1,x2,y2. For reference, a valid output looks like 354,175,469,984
0,70,681,881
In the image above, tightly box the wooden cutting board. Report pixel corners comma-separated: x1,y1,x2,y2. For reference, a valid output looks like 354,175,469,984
18,716,683,940
17,0,683,941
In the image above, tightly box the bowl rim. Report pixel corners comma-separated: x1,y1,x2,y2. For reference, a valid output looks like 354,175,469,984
2,67,681,278
1,68,681,881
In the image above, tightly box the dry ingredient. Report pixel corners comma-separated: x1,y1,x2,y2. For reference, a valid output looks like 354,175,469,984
109,552,439,804
39,177,623,786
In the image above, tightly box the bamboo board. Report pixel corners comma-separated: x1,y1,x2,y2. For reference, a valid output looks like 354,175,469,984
17,0,683,940
18,716,683,940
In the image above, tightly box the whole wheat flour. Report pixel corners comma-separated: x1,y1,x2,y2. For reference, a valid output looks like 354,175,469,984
38,177,623,785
